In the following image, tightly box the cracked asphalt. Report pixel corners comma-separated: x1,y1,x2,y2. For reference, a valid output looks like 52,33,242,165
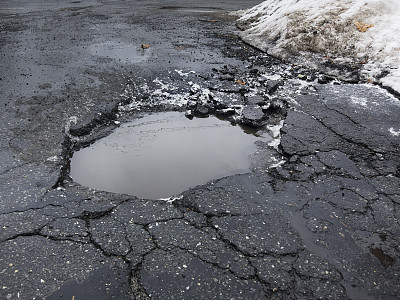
1,0,399,299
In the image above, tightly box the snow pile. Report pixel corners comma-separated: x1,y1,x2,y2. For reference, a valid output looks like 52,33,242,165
238,0,400,93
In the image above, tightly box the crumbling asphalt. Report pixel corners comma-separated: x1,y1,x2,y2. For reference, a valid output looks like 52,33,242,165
0,1,399,299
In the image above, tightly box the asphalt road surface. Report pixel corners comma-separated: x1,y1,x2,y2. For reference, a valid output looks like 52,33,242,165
0,1,399,299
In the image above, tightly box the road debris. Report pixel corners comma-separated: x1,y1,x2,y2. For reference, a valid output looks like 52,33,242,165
355,21,374,32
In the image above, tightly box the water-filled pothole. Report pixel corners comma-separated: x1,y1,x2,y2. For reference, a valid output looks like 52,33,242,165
70,112,269,199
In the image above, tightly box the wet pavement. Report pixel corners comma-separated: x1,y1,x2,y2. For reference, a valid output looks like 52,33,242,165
0,0,399,299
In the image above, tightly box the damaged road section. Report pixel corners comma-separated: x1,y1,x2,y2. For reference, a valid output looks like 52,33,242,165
1,0,399,299
2,78,399,299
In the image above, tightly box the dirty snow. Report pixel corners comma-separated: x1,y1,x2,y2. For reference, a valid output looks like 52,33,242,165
238,0,400,93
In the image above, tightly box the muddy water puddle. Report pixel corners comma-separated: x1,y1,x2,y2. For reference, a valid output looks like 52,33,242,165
70,112,269,199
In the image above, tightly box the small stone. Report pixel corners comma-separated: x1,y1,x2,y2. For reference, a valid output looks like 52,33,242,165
215,108,235,117
317,74,334,84
141,43,150,49
246,95,265,106
219,74,234,81
265,80,283,94
193,104,210,117
185,110,194,119
250,68,259,74
240,105,266,128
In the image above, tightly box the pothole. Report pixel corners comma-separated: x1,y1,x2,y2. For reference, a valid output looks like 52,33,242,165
70,111,270,199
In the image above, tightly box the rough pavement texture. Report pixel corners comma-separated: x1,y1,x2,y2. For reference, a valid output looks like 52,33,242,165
1,1,399,299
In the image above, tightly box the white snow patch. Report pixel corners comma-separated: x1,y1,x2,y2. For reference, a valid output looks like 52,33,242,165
189,82,201,92
159,195,183,203
389,127,400,136
239,0,400,93
175,69,195,77
153,78,177,92
268,158,286,169
260,73,282,81
266,120,284,148
46,156,59,162
267,120,284,138
267,138,281,149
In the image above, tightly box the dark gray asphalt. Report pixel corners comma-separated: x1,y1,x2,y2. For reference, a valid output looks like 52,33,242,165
0,1,399,299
